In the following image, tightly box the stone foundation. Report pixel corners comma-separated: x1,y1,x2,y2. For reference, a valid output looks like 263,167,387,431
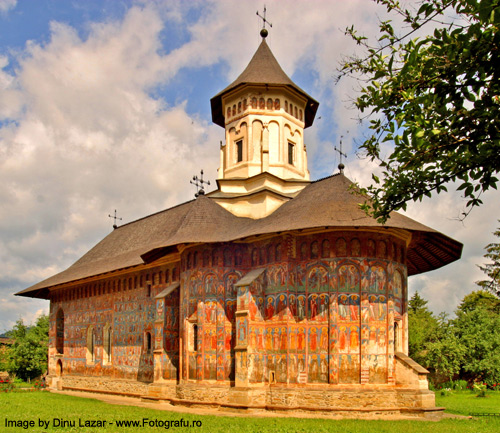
49,375,440,418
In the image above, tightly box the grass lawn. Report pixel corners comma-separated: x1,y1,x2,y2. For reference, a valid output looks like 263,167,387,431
0,391,499,433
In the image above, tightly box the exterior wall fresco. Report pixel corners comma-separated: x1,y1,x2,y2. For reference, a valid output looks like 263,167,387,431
48,230,407,394
48,264,179,384
179,232,407,387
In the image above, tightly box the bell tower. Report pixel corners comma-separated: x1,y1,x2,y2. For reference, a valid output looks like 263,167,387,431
209,29,319,218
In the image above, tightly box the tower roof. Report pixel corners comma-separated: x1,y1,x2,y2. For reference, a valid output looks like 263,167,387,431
210,39,319,128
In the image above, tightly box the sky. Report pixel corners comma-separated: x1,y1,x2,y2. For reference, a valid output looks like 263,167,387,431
0,0,498,332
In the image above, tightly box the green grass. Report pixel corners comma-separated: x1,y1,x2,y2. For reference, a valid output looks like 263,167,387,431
0,391,499,432
435,390,500,415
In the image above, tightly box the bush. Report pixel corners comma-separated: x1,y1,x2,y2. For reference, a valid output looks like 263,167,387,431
473,383,487,398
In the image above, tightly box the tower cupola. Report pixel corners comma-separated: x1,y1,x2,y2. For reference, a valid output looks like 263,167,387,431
209,35,319,218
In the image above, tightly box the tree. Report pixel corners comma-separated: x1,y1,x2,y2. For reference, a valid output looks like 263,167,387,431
477,224,500,297
453,291,500,385
6,315,49,381
407,292,440,366
340,0,500,222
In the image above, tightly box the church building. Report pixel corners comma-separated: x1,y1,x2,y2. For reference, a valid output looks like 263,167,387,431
17,28,462,416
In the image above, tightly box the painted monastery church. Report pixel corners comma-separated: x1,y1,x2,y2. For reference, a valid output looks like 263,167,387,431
18,29,462,416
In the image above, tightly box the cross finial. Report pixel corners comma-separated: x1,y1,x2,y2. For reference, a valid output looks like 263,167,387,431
108,209,122,230
190,169,211,198
334,135,347,174
256,5,272,38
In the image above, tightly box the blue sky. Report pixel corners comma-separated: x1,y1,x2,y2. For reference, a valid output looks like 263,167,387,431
0,0,498,332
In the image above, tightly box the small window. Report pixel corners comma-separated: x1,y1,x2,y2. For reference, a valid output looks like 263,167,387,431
193,325,199,352
288,142,294,165
146,283,151,298
236,139,243,163
146,332,152,353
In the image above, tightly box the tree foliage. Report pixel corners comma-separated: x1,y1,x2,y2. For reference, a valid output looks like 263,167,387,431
476,223,500,297
6,315,49,381
409,290,500,386
340,0,500,222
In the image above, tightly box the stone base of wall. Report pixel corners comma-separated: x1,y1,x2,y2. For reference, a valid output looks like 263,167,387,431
168,383,440,418
50,375,442,418
51,375,150,397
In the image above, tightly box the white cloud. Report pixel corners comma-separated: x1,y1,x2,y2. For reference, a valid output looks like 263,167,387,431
0,0,16,14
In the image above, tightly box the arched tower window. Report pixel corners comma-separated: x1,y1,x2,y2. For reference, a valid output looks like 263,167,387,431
236,139,243,163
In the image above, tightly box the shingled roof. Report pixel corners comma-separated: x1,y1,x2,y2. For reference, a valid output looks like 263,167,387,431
17,174,462,299
210,39,319,128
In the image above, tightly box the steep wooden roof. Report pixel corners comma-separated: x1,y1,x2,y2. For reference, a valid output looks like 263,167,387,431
211,39,319,128
17,174,462,299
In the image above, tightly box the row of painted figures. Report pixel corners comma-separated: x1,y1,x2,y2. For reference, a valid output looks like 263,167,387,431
186,293,400,324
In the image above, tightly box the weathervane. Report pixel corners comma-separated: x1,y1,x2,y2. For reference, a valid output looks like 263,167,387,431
108,209,122,230
190,169,210,198
334,135,347,174
256,5,272,38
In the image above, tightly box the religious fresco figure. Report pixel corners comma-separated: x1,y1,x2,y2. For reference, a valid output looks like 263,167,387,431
309,294,318,319
350,326,360,353
266,296,275,320
320,326,328,352
277,294,287,320
297,296,306,320
309,327,318,352
338,294,349,320
297,326,306,351
338,326,348,353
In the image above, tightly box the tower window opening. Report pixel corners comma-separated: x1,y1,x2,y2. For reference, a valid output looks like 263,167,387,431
288,142,295,165
236,139,243,163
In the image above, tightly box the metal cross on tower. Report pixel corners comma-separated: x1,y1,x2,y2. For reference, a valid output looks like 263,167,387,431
108,209,122,230
256,5,272,38
334,135,347,174
190,169,210,198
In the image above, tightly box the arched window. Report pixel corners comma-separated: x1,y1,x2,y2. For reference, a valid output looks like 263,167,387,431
227,107,231,118
145,331,152,354
238,101,242,113
165,269,170,284
232,104,236,116
55,309,64,354
212,249,219,267
394,322,400,353
274,98,280,110
193,325,199,352
86,326,95,364
103,324,112,365
285,101,288,112
259,98,265,109
203,251,210,267
243,99,247,110
267,98,273,109
193,251,198,268
299,109,303,121
251,97,257,109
